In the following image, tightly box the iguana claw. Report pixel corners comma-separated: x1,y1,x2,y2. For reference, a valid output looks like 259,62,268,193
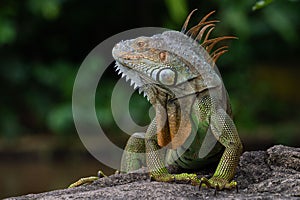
199,176,238,193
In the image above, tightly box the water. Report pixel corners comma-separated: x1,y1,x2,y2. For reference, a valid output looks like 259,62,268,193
0,156,114,199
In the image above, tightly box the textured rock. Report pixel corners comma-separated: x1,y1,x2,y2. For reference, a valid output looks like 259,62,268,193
5,145,300,200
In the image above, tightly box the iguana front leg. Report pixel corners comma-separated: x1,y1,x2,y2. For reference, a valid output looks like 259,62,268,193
120,132,146,172
145,119,200,184
69,132,147,188
200,107,243,190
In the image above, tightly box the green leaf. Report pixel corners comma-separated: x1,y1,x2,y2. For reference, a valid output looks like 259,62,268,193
252,0,274,11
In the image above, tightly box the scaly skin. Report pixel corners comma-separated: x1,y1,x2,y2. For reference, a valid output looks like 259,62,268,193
112,10,243,190
69,10,243,191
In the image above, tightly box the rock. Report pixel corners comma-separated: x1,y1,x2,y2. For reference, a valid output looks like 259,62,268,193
5,145,300,200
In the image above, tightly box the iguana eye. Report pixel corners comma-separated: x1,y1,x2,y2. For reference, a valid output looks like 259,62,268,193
159,51,167,62
157,68,177,86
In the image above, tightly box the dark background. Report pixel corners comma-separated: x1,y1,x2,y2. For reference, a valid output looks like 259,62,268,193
0,0,299,198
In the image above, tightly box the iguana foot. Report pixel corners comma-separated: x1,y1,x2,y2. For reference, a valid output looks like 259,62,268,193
199,176,237,193
150,173,200,185
68,170,106,188
68,176,99,188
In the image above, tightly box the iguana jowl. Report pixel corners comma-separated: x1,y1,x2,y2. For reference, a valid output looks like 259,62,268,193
112,10,243,190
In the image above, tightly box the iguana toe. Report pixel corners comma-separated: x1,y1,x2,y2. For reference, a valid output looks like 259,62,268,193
68,170,107,188
150,173,200,185
199,176,237,191
68,176,99,188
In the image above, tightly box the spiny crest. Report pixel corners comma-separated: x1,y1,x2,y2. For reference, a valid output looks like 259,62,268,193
113,64,150,101
181,9,236,65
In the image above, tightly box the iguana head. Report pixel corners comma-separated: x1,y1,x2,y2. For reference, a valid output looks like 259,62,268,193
112,33,206,99
112,10,234,148
112,10,234,101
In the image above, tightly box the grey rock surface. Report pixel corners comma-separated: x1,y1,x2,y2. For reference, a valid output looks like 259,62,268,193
5,145,300,200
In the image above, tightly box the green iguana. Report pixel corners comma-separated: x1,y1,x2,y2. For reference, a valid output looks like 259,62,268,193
70,9,243,191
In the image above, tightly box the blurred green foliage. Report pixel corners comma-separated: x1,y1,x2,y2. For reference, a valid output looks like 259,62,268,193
0,0,299,147
252,0,274,10
27,0,61,20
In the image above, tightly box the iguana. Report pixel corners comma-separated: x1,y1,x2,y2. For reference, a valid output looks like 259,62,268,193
70,9,243,191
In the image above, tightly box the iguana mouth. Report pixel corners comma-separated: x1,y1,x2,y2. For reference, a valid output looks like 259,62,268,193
114,61,149,97
114,60,176,101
